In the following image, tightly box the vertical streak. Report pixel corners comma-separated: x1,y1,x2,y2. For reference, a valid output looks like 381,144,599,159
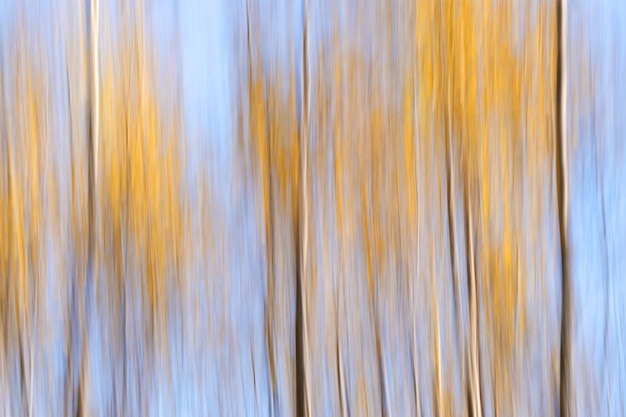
433,250,443,417
335,6,348,415
561,2,568,228
412,5,421,414
444,25,465,417
464,178,482,417
556,0,569,415
91,0,99,186
296,0,311,415
594,94,610,407
244,2,275,415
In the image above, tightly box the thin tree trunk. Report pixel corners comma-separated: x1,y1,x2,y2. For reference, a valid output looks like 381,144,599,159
411,9,422,413
80,0,99,414
444,46,467,417
465,184,482,417
90,0,99,197
64,58,83,417
430,242,443,417
296,0,310,415
335,12,347,417
86,0,97,309
244,3,277,415
556,1,570,415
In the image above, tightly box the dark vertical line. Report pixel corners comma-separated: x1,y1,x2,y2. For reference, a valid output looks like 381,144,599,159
336,338,345,417
295,0,308,415
0,49,10,387
445,103,460,367
66,58,83,417
266,59,277,417
376,318,387,417
555,1,569,416
82,0,96,413
295,204,305,417
464,183,483,417
246,2,277,414
87,1,95,283
463,186,471,414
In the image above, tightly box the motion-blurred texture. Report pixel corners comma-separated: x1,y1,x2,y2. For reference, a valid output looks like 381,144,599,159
0,0,625,416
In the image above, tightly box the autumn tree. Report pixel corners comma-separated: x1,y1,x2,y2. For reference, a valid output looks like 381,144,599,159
85,1,189,414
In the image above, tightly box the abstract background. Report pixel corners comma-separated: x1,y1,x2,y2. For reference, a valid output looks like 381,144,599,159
0,0,624,416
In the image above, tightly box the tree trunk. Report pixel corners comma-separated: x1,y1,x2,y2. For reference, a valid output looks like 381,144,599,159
556,1,570,415
465,184,482,417
296,0,310,415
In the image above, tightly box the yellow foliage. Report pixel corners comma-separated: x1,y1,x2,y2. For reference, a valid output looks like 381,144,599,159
418,1,557,413
97,8,188,349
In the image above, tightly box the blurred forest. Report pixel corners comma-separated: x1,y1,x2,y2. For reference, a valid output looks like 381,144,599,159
1,0,625,416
